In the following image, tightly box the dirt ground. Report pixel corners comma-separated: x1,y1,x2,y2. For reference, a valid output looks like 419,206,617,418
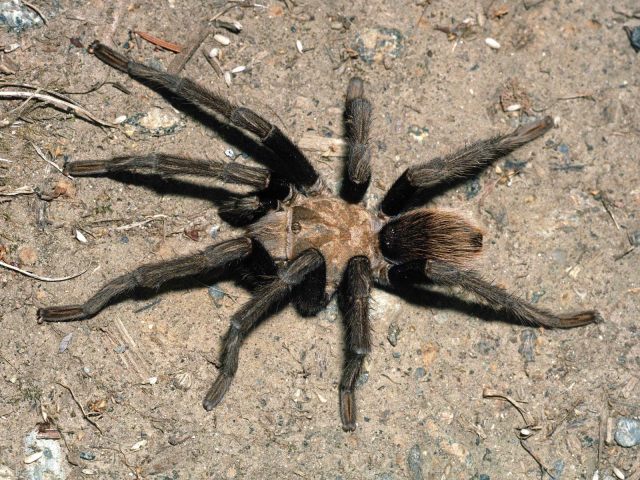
1,0,639,478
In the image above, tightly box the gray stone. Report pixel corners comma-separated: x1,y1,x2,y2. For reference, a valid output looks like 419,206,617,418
614,417,640,447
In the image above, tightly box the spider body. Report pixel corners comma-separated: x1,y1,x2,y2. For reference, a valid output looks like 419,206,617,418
249,192,385,295
38,42,601,432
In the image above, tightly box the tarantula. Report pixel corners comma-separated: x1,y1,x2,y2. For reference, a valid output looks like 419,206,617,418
38,41,600,432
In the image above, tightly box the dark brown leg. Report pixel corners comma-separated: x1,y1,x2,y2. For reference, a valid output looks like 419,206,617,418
203,249,324,410
66,153,271,190
389,259,601,328
89,42,319,190
337,256,372,431
380,117,553,215
38,238,252,322
342,78,372,201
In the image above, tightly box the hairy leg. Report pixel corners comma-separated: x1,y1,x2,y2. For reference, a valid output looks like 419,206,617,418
342,77,372,201
337,256,372,431
381,117,553,215
203,249,324,410
90,42,320,191
38,237,252,322
388,259,600,328
66,153,271,190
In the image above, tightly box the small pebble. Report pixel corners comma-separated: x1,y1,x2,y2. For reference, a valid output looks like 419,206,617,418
224,71,232,87
130,439,147,451
505,104,521,112
624,26,640,53
59,333,73,353
613,467,625,480
75,230,88,244
172,372,192,391
114,115,127,124
414,367,426,378
18,246,37,266
208,47,220,58
209,225,220,238
79,451,96,461
114,344,127,354
231,65,246,74
485,38,501,49
614,417,640,447
214,34,230,46
147,376,158,385
23,452,42,464
406,445,423,480
296,39,304,53
387,322,401,346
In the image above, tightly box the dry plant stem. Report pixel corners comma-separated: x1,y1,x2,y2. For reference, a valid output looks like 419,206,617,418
56,382,102,434
0,91,115,127
0,260,88,282
0,186,36,196
482,387,536,427
134,31,182,53
22,1,47,24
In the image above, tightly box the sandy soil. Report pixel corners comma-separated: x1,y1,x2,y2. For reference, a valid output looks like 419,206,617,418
1,0,639,478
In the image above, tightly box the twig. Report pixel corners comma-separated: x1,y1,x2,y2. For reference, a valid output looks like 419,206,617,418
0,260,88,282
600,196,620,230
0,185,36,196
167,26,210,75
111,214,168,231
520,438,556,479
56,382,103,434
22,1,47,24
483,387,536,427
133,31,182,53
0,91,115,127
0,157,13,163
30,142,69,177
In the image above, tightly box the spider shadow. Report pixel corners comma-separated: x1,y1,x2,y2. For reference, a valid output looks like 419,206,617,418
381,283,532,328
92,171,256,227
129,74,289,177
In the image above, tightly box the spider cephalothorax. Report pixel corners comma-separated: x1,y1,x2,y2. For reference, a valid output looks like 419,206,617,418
38,42,600,432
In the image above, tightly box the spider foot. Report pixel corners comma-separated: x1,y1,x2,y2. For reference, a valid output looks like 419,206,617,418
37,305,86,323
203,374,233,411
556,310,603,328
339,390,357,432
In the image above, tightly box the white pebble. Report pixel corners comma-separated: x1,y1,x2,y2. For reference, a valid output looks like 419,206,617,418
296,39,304,54
485,37,501,50
208,47,220,58
231,65,246,74
505,104,522,112
75,229,87,244
5,43,20,53
24,451,43,464
224,148,235,158
114,115,127,124
224,71,232,87
214,34,230,46
130,439,147,451
553,116,561,127
613,467,625,480
147,376,158,385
